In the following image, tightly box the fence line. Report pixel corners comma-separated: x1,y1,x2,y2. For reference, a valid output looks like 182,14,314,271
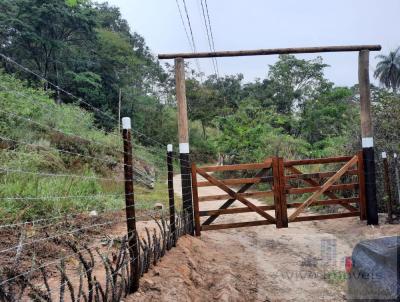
1,49,196,300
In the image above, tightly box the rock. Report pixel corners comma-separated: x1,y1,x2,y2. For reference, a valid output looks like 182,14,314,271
153,203,164,210
89,210,98,217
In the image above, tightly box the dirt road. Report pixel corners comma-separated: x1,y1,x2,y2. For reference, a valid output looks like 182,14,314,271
127,175,399,302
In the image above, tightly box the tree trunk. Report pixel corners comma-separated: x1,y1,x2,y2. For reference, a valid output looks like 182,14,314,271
201,120,207,139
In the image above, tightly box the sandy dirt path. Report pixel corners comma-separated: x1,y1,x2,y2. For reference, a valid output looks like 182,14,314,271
126,174,400,302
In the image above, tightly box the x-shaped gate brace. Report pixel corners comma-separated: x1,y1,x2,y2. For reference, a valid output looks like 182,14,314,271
191,159,276,235
286,155,360,221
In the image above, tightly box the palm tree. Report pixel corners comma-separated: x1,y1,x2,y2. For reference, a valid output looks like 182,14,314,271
374,47,400,93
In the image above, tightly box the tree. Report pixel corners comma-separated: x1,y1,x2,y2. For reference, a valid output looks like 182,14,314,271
299,87,358,155
0,0,170,130
267,55,332,115
374,47,400,93
0,0,97,90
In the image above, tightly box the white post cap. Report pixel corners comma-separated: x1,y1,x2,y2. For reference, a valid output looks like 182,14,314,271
167,144,173,152
394,153,398,158
179,143,189,154
381,151,387,159
122,117,131,129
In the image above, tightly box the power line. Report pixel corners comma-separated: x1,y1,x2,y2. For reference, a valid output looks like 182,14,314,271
180,0,203,78
204,0,220,75
198,0,218,76
175,0,195,53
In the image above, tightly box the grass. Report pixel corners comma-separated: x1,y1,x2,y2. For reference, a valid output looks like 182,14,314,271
0,70,180,223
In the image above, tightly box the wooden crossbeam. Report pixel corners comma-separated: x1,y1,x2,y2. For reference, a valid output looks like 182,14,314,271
286,166,358,212
201,158,273,226
196,167,276,223
288,156,358,221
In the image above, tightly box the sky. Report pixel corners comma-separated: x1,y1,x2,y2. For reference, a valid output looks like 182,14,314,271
106,0,399,86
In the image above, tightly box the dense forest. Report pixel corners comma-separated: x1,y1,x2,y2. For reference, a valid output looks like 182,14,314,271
0,0,399,219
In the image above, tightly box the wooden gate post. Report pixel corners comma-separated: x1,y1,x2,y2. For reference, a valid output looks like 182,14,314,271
358,50,379,225
273,157,288,228
175,57,194,235
121,117,140,293
191,163,201,236
167,144,177,246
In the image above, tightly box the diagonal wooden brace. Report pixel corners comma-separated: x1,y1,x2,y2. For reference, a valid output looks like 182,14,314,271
288,155,358,222
202,159,272,225
196,167,276,223
286,166,358,212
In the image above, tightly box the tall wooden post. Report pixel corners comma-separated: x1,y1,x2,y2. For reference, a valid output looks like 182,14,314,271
358,50,379,225
122,117,140,292
167,144,177,246
175,57,194,235
382,152,393,223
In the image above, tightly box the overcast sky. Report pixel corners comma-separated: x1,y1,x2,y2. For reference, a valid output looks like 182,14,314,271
106,0,399,86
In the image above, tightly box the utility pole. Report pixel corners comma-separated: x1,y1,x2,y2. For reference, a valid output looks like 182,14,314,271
175,57,194,235
358,50,378,225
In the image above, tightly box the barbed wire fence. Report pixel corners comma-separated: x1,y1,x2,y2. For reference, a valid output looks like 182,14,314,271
0,53,196,301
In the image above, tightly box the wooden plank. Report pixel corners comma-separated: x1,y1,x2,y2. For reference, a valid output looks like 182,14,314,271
285,170,358,180
158,45,382,59
196,167,276,223
200,161,272,172
286,166,358,213
286,183,358,194
287,197,360,208
284,156,353,167
202,159,272,226
288,155,358,221
197,176,274,187
292,212,360,222
199,191,274,202
198,198,359,216
201,220,273,231
191,163,201,236
199,206,275,216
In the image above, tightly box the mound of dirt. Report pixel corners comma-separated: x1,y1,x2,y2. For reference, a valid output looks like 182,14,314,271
127,235,257,302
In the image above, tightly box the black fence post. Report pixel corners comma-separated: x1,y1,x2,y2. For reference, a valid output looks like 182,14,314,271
167,144,177,246
180,144,194,235
121,117,140,293
382,152,393,223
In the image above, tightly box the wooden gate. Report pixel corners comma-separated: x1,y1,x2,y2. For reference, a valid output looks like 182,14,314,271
191,152,366,236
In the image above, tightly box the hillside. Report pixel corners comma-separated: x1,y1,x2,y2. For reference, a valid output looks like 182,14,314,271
0,70,170,223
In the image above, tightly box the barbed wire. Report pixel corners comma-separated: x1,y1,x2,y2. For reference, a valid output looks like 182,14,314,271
0,207,193,286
